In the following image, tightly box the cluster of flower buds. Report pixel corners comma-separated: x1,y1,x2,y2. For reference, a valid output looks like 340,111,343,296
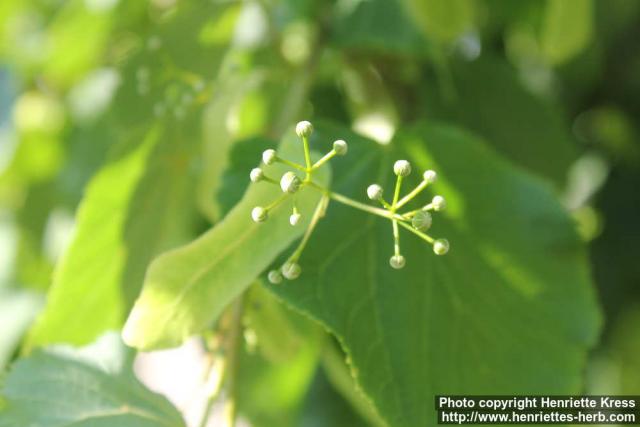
248,120,450,283
248,121,348,283
366,159,449,269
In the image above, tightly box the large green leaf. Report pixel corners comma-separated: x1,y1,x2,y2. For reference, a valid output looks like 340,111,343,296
0,332,185,427
269,121,601,426
27,125,197,348
122,132,331,350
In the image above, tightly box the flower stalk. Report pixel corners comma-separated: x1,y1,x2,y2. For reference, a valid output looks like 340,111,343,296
250,120,450,281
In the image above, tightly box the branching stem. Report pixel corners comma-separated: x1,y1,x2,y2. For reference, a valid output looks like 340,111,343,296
396,179,428,210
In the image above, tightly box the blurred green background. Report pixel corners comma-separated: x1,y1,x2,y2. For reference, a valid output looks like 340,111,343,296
1,0,639,425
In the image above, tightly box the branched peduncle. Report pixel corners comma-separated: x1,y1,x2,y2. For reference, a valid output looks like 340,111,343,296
250,120,450,282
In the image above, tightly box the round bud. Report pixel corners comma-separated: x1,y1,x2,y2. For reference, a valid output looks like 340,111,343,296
411,211,432,232
295,121,313,138
389,255,406,269
367,184,384,201
250,168,264,183
289,212,301,226
268,270,283,284
333,140,348,155
431,195,446,211
262,149,277,165
280,171,301,194
393,160,412,177
282,262,301,280
433,238,450,255
423,170,437,183
251,206,268,223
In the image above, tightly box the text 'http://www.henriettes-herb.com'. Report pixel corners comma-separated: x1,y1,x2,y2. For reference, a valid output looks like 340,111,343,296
248,121,449,283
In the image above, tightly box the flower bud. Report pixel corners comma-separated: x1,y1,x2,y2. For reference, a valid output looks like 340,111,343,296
280,171,301,194
333,140,348,155
411,211,432,232
262,149,277,165
289,212,301,226
367,184,383,201
389,255,406,269
433,238,449,255
431,195,446,211
282,262,301,280
250,167,264,183
268,270,283,284
251,206,268,223
295,121,313,138
393,160,411,177
423,170,437,183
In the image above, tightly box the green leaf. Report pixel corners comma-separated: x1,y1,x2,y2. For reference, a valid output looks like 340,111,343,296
269,121,601,426
421,56,578,185
400,0,474,43
122,132,331,350
332,0,429,56
541,0,593,65
27,125,197,348
0,332,185,427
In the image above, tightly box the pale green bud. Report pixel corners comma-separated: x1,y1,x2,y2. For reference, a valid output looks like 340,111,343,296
432,195,446,211
282,262,301,280
251,206,268,223
433,238,450,255
280,171,301,194
250,167,264,183
333,140,348,155
262,149,277,165
295,120,313,138
389,255,406,269
423,170,437,183
393,160,411,177
289,212,301,226
268,270,283,284
367,184,384,200
412,211,432,231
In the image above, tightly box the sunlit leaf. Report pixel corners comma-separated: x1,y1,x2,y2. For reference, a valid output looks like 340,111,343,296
123,131,331,350
27,124,197,348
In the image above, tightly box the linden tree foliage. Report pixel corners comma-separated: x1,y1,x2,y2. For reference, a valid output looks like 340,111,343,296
6,0,640,425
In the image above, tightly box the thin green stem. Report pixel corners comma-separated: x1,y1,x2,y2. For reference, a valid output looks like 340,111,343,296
402,204,433,218
392,175,403,208
395,180,429,210
312,149,337,170
276,157,307,173
266,193,290,211
302,136,312,171
261,176,279,185
289,194,329,262
398,220,435,244
306,181,406,221
378,197,393,210
392,219,400,256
